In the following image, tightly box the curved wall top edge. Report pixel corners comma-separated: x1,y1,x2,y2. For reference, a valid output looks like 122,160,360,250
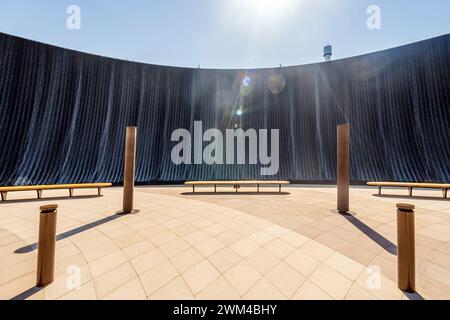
1,31,449,72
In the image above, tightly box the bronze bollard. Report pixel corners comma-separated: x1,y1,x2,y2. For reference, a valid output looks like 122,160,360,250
397,203,416,292
123,126,137,213
337,124,350,212
36,204,58,287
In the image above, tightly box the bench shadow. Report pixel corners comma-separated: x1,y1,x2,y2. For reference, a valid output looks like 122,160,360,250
0,195,102,205
373,194,449,201
10,286,45,300
15,212,125,254
339,212,397,255
181,192,291,196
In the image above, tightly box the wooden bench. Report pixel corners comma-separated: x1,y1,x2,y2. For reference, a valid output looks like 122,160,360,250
0,183,113,201
367,182,449,199
185,181,290,193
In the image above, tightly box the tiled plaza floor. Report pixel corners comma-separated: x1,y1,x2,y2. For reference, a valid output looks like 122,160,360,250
0,185,449,300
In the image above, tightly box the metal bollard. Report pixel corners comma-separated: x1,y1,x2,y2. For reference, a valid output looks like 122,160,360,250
36,204,58,287
397,203,416,292
123,126,137,213
337,124,350,213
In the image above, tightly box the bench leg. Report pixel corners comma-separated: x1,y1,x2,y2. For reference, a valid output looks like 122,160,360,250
257,185,260,193
193,185,195,193
98,187,102,196
1,192,7,201
37,190,43,199
443,188,448,199
279,184,282,193
69,188,74,197
378,186,382,195
214,185,217,193
408,187,413,197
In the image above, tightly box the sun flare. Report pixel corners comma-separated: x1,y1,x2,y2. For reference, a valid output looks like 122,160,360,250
236,0,301,19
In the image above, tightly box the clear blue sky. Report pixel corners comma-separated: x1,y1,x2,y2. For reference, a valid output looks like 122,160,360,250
1,0,449,69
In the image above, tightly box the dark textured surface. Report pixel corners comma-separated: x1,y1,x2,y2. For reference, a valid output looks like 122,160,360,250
0,32,449,185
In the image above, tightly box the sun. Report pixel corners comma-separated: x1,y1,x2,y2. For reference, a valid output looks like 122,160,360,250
237,0,301,19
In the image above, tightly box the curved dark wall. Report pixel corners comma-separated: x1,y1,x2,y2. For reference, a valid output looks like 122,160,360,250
0,32,449,185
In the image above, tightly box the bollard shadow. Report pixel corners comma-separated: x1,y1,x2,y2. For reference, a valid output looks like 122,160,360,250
15,213,125,254
339,211,397,255
403,291,425,300
10,286,44,300
0,195,102,205
373,194,449,202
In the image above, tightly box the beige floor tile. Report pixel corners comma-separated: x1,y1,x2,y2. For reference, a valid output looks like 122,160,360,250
299,241,334,261
184,230,211,246
0,258,36,286
230,238,260,257
159,238,191,257
249,230,275,245
196,277,240,300
170,248,205,273
195,238,225,257
103,277,146,300
131,248,167,274
338,243,377,265
246,248,280,274
264,225,290,237
265,261,306,298
88,251,128,278
355,272,404,300
113,232,146,249
280,231,310,248
122,240,155,259
224,261,262,295
139,260,179,296
345,284,378,300
309,264,353,300
234,223,259,236
325,252,365,281
182,260,220,294
420,261,450,288
59,281,97,300
171,224,198,237
149,276,194,300
264,239,296,259
292,279,332,300
215,230,243,246
426,250,450,270
208,248,242,273
81,241,120,263
0,272,35,300
243,277,286,300
203,224,227,236
147,231,178,247
418,225,450,242
93,263,137,298
284,250,321,277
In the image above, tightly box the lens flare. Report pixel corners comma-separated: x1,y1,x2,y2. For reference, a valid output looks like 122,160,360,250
268,73,286,95
240,76,254,96
242,76,252,87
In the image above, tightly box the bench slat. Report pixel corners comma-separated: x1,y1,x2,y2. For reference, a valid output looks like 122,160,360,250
185,181,290,186
0,183,112,192
367,182,450,189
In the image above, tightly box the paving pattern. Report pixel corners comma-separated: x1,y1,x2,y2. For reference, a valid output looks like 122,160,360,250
0,185,449,300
